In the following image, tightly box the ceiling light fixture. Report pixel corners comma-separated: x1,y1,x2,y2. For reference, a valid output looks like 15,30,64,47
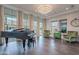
34,4,53,14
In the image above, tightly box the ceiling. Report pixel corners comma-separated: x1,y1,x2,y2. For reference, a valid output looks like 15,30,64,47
4,4,79,19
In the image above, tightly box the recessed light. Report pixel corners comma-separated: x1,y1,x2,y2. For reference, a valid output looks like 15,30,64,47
65,8,69,10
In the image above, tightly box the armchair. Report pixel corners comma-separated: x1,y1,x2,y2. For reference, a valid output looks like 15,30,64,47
44,30,50,38
63,31,78,42
54,32,61,39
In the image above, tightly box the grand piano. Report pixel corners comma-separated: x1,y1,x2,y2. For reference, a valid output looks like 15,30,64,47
0,28,35,49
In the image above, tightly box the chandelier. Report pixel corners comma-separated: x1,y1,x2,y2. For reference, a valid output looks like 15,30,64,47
34,4,53,14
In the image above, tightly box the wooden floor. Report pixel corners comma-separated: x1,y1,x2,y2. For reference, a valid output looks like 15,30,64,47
0,36,79,55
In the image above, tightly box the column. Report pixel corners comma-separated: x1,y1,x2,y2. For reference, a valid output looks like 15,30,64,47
0,6,4,45
29,14,34,31
43,18,47,30
37,16,40,37
17,11,23,41
17,11,23,29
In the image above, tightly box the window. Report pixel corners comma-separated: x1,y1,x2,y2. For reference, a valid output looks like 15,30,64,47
52,21,58,27
39,17,43,35
33,16,37,33
23,14,29,29
33,16,43,35
60,19,67,33
51,21,59,32
4,7,17,31
4,7,17,42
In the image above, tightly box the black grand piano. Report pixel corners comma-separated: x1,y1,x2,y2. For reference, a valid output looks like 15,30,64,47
0,28,35,49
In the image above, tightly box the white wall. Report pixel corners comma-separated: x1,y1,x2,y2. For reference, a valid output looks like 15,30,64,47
47,11,79,35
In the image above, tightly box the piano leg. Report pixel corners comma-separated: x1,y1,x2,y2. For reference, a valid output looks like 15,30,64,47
5,37,8,46
27,39,31,48
22,39,26,50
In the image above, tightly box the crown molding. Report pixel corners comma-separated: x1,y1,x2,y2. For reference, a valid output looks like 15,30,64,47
50,8,79,18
